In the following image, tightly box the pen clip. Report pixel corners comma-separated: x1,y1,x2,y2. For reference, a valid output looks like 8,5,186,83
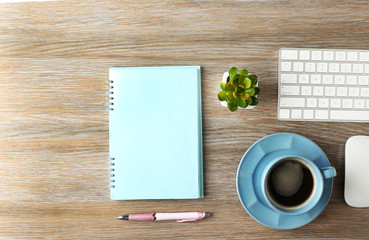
174,218,203,223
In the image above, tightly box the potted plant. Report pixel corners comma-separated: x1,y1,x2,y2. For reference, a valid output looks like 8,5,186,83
218,67,260,112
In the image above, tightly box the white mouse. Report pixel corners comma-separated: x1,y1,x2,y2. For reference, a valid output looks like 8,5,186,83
345,136,369,207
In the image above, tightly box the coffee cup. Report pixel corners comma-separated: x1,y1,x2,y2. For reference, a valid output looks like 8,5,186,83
261,155,336,215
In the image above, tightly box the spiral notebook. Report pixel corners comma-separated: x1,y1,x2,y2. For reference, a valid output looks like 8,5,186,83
109,66,203,200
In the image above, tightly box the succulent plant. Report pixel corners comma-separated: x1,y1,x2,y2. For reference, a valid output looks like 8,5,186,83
218,67,260,112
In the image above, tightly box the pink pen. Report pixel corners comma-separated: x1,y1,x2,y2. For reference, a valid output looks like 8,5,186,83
117,212,210,222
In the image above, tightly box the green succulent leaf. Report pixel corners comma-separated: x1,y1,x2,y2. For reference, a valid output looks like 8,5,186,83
218,91,226,101
229,67,239,78
224,83,230,90
235,86,242,95
226,91,234,101
220,82,226,90
233,91,238,99
228,81,234,90
247,97,253,105
245,88,255,96
240,92,250,100
233,78,239,85
255,87,260,95
239,69,248,76
231,73,240,82
243,78,251,88
251,96,258,105
228,95,237,105
227,101,238,112
238,98,247,108
248,74,258,84
225,82,233,91
239,74,247,83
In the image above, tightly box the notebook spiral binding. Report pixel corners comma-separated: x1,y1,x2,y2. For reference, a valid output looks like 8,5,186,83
110,157,116,188
109,80,115,189
108,80,114,111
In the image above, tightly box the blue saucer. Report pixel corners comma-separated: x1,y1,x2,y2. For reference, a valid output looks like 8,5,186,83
236,133,334,230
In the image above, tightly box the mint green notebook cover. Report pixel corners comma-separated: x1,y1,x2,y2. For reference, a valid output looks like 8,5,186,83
109,66,203,200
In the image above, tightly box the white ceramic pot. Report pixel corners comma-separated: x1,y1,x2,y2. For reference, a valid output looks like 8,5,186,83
220,72,258,109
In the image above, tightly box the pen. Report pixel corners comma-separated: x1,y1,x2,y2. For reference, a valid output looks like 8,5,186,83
117,212,211,222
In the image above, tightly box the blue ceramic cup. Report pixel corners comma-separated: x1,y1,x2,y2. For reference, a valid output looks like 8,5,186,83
261,155,336,215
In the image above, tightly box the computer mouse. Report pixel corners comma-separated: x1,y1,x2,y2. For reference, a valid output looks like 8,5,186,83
345,136,369,207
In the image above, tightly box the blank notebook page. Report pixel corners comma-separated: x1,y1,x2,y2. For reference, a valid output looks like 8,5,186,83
109,66,203,200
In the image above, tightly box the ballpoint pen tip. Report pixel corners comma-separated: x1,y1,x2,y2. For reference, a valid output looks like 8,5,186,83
117,215,129,220
205,213,211,217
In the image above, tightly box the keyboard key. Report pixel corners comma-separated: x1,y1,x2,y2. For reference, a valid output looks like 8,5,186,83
317,62,328,72
306,98,317,107
353,64,364,73
347,52,358,61
323,51,334,60
360,88,369,97
281,74,297,83
310,75,321,84
319,98,329,108
303,110,314,119
337,87,348,96
335,51,346,61
346,76,357,85
298,74,309,83
365,64,369,73
305,62,315,72
315,110,329,119
334,75,345,84
279,109,290,119
299,50,310,60
313,86,324,96
301,86,312,95
325,87,336,96
281,62,292,71
340,63,351,73
311,51,322,60
359,52,369,61
349,87,360,97
281,49,298,60
322,75,333,84
280,98,305,107
342,99,353,108
331,110,369,121
293,62,304,72
330,99,341,108
281,86,299,95
329,63,339,72
291,109,302,119
354,99,365,108
358,76,369,85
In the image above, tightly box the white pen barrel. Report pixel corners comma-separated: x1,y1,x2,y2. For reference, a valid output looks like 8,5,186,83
155,212,204,221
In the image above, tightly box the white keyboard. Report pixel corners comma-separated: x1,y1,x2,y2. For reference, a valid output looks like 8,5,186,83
278,48,369,122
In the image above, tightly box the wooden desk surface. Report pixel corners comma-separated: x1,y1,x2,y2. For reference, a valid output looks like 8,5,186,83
1,0,369,239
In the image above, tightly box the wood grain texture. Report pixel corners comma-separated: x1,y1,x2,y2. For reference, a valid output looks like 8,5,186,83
1,0,369,239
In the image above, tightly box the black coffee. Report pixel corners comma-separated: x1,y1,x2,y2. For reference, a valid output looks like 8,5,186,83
267,159,314,208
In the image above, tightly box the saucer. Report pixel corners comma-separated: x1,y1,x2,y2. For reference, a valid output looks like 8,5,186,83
236,132,334,230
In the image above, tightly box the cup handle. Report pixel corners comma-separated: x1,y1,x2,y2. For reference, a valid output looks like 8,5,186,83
321,166,337,179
